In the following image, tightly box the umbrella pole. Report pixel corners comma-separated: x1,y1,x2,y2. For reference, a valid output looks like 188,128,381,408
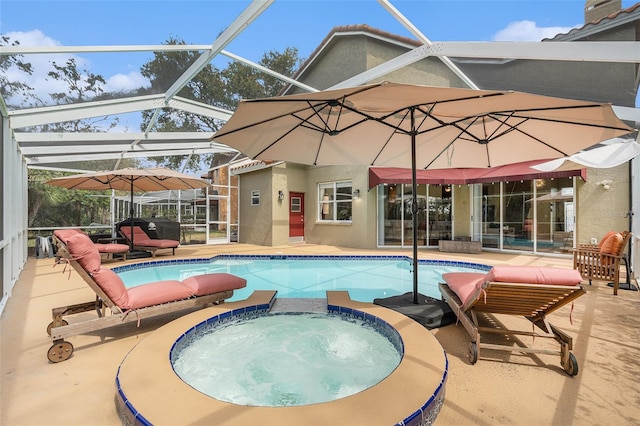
129,179,135,251
411,111,419,304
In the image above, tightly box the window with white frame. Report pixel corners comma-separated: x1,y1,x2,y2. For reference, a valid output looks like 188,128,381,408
251,190,260,206
318,181,353,222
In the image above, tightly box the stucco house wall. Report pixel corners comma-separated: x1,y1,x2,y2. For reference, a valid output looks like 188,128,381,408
271,163,308,246
238,168,274,245
452,185,472,239
238,163,310,246
576,163,631,244
290,32,467,93
302,165,374,249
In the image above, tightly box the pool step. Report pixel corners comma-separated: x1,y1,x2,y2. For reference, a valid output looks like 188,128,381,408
270,298,327,313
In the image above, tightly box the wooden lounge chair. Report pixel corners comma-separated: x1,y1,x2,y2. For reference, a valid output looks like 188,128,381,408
119,225,179,257
573,230,631,295
47,230,246,363
439,266,586,376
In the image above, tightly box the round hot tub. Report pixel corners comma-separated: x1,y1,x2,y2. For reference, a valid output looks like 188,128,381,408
115,291,447,425
171,312,403,407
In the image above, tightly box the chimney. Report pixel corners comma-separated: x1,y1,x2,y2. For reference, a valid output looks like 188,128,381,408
585,0,622,23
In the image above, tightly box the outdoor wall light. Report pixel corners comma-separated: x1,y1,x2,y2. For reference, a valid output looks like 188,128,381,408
352,189,360,198
278,190,284,200
596,180,612,190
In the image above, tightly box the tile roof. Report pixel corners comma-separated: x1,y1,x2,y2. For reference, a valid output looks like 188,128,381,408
545,2,640,40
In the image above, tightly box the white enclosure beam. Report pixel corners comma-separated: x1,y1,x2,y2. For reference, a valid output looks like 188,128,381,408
165,0,275,100
0,45,213,55
377,0,479,89
221,50,319,93
166,98,233,121
14,131,217,143
19,141,234,156
9,95,233,129
9,95,167,128
26,147,234,165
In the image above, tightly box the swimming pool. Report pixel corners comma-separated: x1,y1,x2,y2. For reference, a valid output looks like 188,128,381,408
113,255,490,301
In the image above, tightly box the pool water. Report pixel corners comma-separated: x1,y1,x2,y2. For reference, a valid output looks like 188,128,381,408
171,312,402,406
116,256,490,301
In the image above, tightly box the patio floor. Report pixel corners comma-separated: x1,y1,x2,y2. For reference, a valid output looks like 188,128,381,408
1,243,639,425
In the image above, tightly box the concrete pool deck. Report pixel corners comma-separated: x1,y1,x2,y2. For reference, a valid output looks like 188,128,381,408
2,242,640,425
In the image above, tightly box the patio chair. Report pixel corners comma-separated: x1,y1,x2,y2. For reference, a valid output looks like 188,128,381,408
438,266,585,376
47,230,246,363
573,230,631,295
119,225,179,257
53,229,130,262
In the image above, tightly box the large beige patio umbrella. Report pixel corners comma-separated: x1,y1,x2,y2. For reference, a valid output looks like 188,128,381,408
46,167,210,250
213,81,633,303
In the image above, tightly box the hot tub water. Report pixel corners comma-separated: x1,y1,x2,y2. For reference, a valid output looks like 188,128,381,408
171,313,402,406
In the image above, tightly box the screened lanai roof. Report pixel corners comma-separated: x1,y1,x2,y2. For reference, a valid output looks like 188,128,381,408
2,0,639,172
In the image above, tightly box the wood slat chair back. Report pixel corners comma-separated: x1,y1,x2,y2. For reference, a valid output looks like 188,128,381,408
573,231,631,295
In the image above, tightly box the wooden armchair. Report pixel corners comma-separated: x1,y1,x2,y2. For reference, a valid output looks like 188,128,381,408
573,231,631,295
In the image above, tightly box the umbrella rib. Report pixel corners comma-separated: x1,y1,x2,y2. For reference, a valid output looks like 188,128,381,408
369,109,413,165
484,111,583,157
215,103,321,139
422,120,480,169
494,110,632,132
253,120,309,159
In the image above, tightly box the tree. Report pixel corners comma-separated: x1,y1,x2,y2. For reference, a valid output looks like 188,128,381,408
0,36,38,108
43,58,119,133
139,38,302,171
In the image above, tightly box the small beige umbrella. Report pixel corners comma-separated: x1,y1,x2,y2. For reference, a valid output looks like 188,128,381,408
213,81,634,303
47,167,210,250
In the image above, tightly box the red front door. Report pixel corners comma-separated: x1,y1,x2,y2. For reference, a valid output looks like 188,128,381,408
289,192,304,238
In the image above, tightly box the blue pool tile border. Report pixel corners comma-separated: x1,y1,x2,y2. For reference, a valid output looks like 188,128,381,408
327,303,447,426
111,254,492,274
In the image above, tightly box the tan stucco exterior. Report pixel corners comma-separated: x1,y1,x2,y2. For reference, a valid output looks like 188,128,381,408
302,165,375,249
576,163,631,245
238,163,309,246
452,185,472,239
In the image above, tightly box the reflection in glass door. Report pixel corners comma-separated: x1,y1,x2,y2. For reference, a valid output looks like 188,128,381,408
502,181,533,252
377,184,451,247
427,185,452,246
534,178,574,253
207,194,228,243
470,178,575,253
206,180,237,244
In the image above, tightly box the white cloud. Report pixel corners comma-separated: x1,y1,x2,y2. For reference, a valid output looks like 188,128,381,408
106,72,150,93
492,20,578,42
4,30,149,106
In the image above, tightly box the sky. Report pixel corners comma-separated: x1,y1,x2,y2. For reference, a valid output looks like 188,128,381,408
1,0,638,113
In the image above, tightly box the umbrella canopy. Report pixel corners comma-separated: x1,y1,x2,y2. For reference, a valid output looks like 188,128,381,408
213,81,633,303
46,167,210,192
532,137,640,172
47,167,210,249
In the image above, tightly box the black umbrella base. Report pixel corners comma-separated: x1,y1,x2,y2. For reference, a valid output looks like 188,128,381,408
126,250,153,260
373,292,455,329
607,282,639,291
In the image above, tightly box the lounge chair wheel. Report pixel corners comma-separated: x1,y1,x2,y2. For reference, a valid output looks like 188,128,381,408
47,340,74,363
468,342,478,365
46,319,69,336
563,352,579,376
